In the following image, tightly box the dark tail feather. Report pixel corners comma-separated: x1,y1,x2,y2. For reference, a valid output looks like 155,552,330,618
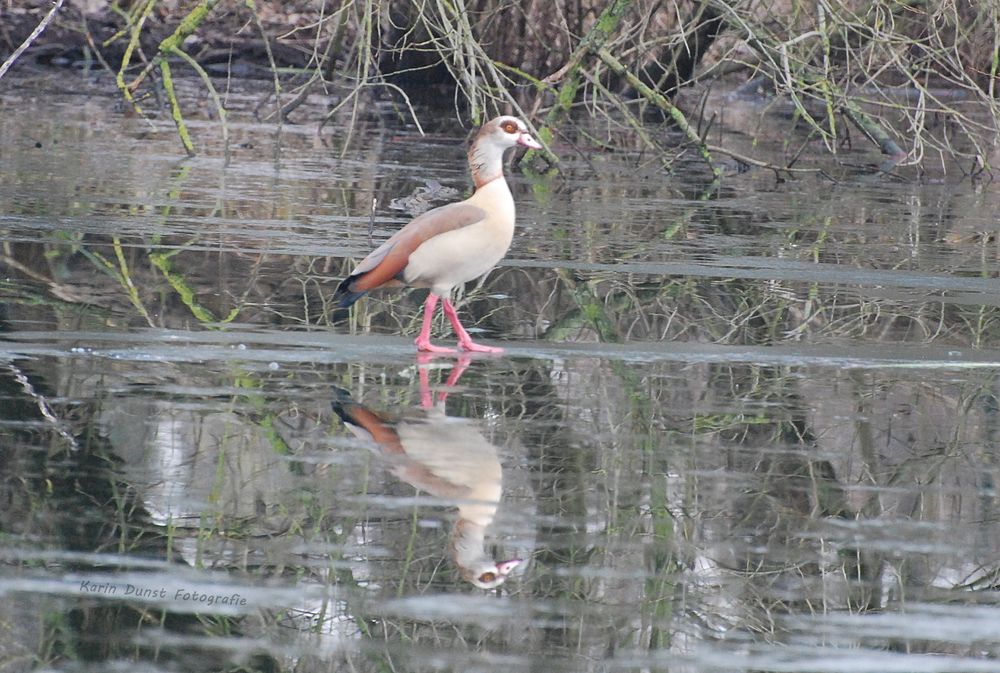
331,385,356,422
331,386,368,431
331,386,404,454
333,275,366,308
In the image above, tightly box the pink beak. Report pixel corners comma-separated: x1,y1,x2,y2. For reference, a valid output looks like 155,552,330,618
496,558,523,575
518,133,542,150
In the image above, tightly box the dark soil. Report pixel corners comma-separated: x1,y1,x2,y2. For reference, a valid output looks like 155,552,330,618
0,2,331,75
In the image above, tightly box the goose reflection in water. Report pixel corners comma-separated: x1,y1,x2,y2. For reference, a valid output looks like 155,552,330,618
332,356,521,590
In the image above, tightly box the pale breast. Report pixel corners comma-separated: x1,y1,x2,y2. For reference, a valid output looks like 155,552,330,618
396,417,503,525
402,179,516,296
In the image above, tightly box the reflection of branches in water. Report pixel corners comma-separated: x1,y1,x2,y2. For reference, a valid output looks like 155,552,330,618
0,356,281,671
673,361,1000,654
2,311,998,664
7,221,1000,350
2,360,80,451
682,365,849,630
4,89,999,348
516,364,595,567
494,264,995,347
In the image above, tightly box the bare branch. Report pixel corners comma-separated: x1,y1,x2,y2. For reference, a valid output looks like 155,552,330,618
0,0,66,81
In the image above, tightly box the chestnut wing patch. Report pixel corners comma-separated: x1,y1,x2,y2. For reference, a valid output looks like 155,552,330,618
348,203,486,293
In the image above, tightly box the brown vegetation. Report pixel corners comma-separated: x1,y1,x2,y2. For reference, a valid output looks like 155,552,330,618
1,0,998,173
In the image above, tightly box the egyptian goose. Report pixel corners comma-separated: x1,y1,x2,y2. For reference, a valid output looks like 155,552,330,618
332,360,522,589
334,116,542,353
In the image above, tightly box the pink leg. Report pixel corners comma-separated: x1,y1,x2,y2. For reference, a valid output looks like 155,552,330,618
418,362,433,408
416,353,472,408
414,294,456,353
441,298,503,354
437,353,472,404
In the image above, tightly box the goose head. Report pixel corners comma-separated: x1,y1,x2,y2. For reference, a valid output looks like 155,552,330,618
462,558,524,590
468,116,542,186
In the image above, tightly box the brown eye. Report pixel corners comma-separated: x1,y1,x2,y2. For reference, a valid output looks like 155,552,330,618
501,121,517,134
479,572,497,583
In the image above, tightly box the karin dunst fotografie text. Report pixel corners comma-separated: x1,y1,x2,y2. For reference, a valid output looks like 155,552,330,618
79,579,248,607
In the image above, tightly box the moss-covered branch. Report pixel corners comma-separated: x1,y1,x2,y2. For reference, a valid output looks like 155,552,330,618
597,48,720,179
530,0,634,156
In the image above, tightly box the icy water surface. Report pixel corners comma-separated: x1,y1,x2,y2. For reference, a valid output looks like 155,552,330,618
2,71,1000,673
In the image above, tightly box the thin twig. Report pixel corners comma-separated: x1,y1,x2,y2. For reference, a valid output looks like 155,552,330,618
0,0,67,81
598,47,720,179
2,361,80,451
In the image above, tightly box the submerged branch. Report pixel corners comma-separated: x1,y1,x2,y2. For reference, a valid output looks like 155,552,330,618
149,249,240,325
841,100,907,158
159,59,195,156
171,46,229,152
